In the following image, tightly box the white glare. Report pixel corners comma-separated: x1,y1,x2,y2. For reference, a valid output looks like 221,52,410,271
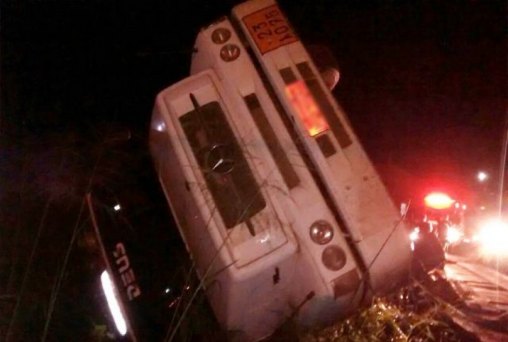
155,122,166,132
100,270,127,336
258,233,270,244
409,228,420,242
477,171,488,182
113,204,121,211
409,228,420,251
477,219,508,256
445,226,463,244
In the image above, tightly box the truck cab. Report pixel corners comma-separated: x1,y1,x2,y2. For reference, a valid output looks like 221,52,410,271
150,0,411,340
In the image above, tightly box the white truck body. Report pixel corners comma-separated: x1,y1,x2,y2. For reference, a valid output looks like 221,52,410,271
150,1,411,340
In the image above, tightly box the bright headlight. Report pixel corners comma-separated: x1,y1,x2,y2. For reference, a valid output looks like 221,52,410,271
477,219,508,256
101,270,128,336
445,226,463,244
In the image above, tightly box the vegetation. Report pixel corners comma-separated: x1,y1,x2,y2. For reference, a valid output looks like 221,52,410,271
152,268,479,342
300,285,471,342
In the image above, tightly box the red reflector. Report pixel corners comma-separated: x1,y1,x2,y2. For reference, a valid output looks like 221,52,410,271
424,192,455,210
285,80,329,137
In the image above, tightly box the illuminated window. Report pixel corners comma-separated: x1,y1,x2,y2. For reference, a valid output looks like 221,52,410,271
296,63,352,148
285,80,329,137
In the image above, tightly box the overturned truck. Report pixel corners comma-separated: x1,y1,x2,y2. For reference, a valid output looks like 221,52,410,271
150,0,411,340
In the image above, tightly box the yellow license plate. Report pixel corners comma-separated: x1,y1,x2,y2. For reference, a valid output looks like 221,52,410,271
242,4,298,54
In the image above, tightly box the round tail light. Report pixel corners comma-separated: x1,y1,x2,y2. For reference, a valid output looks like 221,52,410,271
220,44,241,62
211,28,231,44
322,245,347,271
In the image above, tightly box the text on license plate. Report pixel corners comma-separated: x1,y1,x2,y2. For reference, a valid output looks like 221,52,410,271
242,4,299,54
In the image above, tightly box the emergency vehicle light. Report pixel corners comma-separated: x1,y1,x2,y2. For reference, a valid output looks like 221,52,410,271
424,192,455,210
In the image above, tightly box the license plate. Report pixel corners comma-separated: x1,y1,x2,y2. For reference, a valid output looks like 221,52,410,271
242,4,298,54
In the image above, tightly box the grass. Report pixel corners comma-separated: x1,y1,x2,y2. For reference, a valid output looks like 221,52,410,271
164,274,479,342
300,287,463,341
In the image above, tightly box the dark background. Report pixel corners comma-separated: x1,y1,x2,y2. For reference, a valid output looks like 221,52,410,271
1,0,505,340
3,0,505,198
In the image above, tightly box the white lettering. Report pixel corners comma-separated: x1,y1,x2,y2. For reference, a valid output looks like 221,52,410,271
112,242,141,301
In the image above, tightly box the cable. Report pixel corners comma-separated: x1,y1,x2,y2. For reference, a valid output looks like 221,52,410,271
5,197,52,341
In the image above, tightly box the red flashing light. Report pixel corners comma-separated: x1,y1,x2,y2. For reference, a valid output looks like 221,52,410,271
285,80,329,137
424,192,455,210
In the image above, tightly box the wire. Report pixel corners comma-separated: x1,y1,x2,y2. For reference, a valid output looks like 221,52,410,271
5,197,52,341
40,197,87,341
367,200,411,272
40,138,109,342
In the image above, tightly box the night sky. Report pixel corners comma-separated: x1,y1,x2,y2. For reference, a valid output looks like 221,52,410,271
2,0,505,199
1,0,506,339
